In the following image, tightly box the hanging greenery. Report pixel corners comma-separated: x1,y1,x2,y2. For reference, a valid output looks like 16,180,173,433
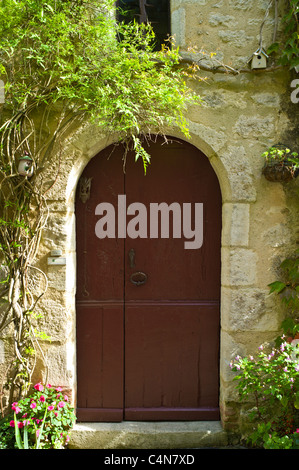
267,0,299,70
0,0,200,167
0,0,201,412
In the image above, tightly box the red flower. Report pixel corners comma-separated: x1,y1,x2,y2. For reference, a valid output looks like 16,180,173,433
34,383,44,392
12,402,21,414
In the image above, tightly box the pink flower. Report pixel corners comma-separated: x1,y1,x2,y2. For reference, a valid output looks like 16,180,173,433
36,429,40,437
12,403,21,414
58,401,65,408
18,422,24,429
48,405,54,411
56,387,62,392
46,384,52,388
39,395,45,402
22,413,27,418
64,395,69,402
9,420,15,427
30,402,37,409
34,383,44,392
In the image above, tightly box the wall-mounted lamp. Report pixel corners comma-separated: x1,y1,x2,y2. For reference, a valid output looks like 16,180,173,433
18,155,34,177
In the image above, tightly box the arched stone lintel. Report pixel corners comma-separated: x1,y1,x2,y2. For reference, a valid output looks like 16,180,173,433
44,124,257,415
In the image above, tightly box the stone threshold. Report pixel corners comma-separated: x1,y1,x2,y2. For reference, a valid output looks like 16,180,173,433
68,421,228,449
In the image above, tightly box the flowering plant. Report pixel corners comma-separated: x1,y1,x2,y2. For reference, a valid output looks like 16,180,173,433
231,339,299,449
4,383,76,449
261,146,299,168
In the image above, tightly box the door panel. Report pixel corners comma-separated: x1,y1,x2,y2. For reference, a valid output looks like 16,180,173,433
76,137,221,422
124,302,220,420
124,141,221,301
76,302,124,421
76,147,125,421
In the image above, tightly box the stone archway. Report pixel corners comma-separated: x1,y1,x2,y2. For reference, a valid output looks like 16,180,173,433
42,124,253,441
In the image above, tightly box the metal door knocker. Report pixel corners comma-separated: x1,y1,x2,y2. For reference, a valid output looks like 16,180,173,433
130,271,148,286
79,177,92,203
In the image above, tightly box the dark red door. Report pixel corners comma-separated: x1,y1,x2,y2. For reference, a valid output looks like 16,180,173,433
76,137,222,422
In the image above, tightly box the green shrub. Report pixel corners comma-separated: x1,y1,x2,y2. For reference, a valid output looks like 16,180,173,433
0,382,76,449
231,339,299,449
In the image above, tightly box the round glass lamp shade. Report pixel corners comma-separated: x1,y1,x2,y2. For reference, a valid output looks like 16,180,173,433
18,156,33,177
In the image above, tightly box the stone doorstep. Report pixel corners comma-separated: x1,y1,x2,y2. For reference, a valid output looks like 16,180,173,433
68,421,228,450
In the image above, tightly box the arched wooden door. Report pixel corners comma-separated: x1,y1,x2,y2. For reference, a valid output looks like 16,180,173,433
75,137,222,422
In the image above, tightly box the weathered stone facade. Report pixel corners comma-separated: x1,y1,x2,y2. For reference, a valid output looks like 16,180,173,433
1,0,298,445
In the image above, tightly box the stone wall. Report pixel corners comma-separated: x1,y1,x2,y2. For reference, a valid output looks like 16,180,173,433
171,0,299,433
0,0,298,440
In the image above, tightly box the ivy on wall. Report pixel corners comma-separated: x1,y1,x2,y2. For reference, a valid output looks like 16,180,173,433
268,0,299,70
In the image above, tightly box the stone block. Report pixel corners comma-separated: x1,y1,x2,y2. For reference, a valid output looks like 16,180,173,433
233,115,275,138
261,223,292,248
222,203,250,246
188,121,227,153
218,30,254,48
221,286,282,332
219,146,256,202
171,8,186,46
251,92,280,107
69,421,228,449
42,211,76,251
44,344,73,387
222,248,257,286
0,340,4,363
208,13,237,28
35,297,67,342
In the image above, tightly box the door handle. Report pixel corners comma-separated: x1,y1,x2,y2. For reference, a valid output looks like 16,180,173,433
130,271,148,286
129,248,135,268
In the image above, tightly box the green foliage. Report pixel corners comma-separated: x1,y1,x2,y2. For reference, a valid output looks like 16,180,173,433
231,340,299,448
0,382,76,449
268,250,299,339
0,0,200,171
249,422,299,449
262,146,299,165
267,0,299,70
232,250,299,446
